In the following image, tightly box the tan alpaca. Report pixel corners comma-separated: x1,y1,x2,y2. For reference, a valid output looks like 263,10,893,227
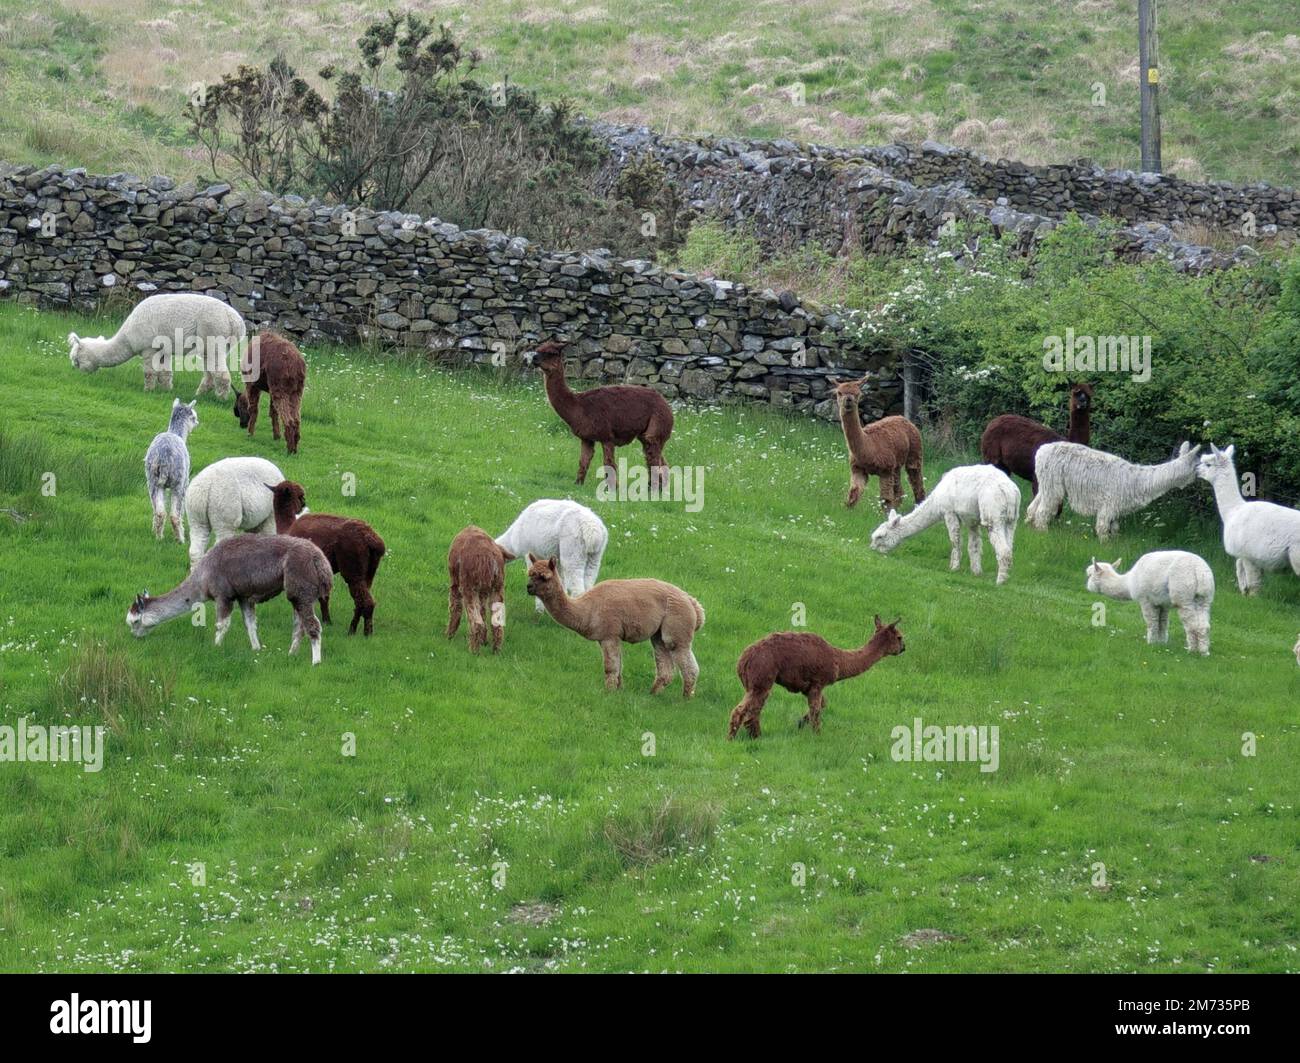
834,378,925,510
525,554,704,695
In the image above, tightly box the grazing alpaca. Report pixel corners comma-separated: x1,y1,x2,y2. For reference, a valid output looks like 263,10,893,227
446,526,508,653
1196,443,1300,595
1294,634,1300,666
728,617,905,739
525,554,704,695
68,293,243,397
870,464,1020,583
980,382,1093,495
1086,552,1215,655
833,378,924,510
1026,441,1201,541
530,339,674,489
234,331,306,455
495,499,608,614
268,481,386,636
126,534,333,664
144,398,199,542
185,456,285,568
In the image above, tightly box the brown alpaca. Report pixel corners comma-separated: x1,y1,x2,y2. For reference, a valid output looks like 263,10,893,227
728,617,906,739
235,330,306,454
531,339,674,489
834,379,925,510
980,382,1093,496
525,554,704,695
268,481,386,636
447,526,508,654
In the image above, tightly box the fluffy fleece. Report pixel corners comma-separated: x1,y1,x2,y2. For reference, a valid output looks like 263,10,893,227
531,339,674,489
144,398,199,542
446,526,508,654
870,464,1020,584
184,456,285,568
834,379,925,510
126,534,333,664
269,481,386,636
979,382,1093,494
495,499,608,614
525,554,704,695
1086,551,1215,655
1027,441,1201,540
727,617,905,739
68,293,244,397
235,331,306,454
1197,443,1300,594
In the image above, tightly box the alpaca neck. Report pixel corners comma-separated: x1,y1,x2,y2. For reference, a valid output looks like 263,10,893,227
273,510,296,533
1067,404,1090,444
1134,458,1191,504
168,415,194,439
891,495,942,539
838,400,869,462
1207,466,1245,517
543,369,581,425
142,574,204,627
539,585,589,636
1094,570,1133,600
93,331,140,367
831,636,889,680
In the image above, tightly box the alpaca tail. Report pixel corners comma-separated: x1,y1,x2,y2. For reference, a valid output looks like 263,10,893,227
313,551,336,601
363,528,387,583
689,595,705,631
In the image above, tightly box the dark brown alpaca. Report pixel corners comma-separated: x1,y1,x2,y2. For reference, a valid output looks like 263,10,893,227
268,481,386,636
446,525,508,654
835,379,925,510
531,339,674,489
235,330,306,454
980,382,1093,495
728,617,906,739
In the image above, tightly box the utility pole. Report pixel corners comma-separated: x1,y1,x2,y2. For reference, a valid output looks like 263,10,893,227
1138,0,1162,173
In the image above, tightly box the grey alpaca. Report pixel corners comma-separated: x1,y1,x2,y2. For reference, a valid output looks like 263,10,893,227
144,398,199,542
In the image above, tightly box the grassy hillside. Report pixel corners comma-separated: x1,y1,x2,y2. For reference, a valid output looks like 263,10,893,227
0,300,1297,972
0,1,1295,187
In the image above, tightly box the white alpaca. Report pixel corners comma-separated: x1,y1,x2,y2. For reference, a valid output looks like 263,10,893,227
68,293,244,397
1086,551,1214,655
185,456,285,568
1027,441,1202,540
495,499,609,613
1196,443,1300,595
870,464,1019,584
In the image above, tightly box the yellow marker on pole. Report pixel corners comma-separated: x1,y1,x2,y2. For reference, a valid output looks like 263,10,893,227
1148,68,1159,84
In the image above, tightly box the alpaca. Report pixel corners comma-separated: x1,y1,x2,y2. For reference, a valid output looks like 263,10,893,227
1085,551,1215,655
495,499,608,614
870,464,1020,583
1196,443,1300,594
525,554,704,695
234,331,306,455
728,616,905,739
530,339,674,490
980,382,1093,495
67,293,244,397
268,481,386,636
184,456,285,568
1026,441,1201,540
144,398,199,542
833,378,924,510
126,534,333,664
447,526,508,653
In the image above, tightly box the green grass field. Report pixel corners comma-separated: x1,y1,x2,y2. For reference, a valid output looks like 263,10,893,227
1,299,1298,972
0,0,1296,186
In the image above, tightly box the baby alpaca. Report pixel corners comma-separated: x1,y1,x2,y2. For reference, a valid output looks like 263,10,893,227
1196,443,1300,595
525,554,704,695
495,499,608,614
144,398,199,542
728,617,905,739
870,464,1020,584
834,378,925,510
447,526,508,653
234,331,306,454
185,456,285,568
68,293,244,397
126,534,333,664
1086,551,1215,655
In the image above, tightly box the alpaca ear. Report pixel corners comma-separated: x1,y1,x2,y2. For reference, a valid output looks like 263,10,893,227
68,332,79,346
526,552,539,565
887,509,900,526
873,614,883,630
1224,444,1235,461
858,376,870,387
1112,558,1123,570
547,556,558,572
188,400,197,409
172,397,180,408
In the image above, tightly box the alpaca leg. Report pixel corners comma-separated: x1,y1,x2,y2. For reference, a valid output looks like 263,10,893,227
244,391,261,437
576,440,594,485
345,578,374,636
187,517,209,570
889,469,904,510
1154,607,1170,643
269,400,282,441
240,601,261,651
1139,601,1162,644
465,595,486,654
213,599,233,646
558,541,588,600
600,442,617,489
965,524,984,576
169,490,185,543
798,688,826,734
445,582,463,638
600,639,623,690
319,592,332,625
642,441,667,492
670,645,699,698
150,487,166,539
1177,606,1204,655
1095,511,1120,541
846,467,867,508
289,612,303,654
1236,557,1261,596
944,513,962,571
489,589,504,653
906,462,925,504
989,526,1013,584
649,633,674,694
728,684,771,739
293,602,322,664
157,363,174,392
143,362,157,391
284,411,300,455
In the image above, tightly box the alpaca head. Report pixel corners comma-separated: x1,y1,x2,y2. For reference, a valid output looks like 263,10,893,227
68,332,104,373
125,591,157,637
871,614,905,656
169,397,199,436
267,480,307,522
869,509,905,553
524,553,561,598
833,377,867,417
233,390,254,428
530,339,568,375
1068,382,1093,412
1196,443,1235,483
1085,557,1123,593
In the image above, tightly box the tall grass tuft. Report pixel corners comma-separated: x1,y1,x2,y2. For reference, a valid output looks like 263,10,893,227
602,796,719,867
52,640,174,734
